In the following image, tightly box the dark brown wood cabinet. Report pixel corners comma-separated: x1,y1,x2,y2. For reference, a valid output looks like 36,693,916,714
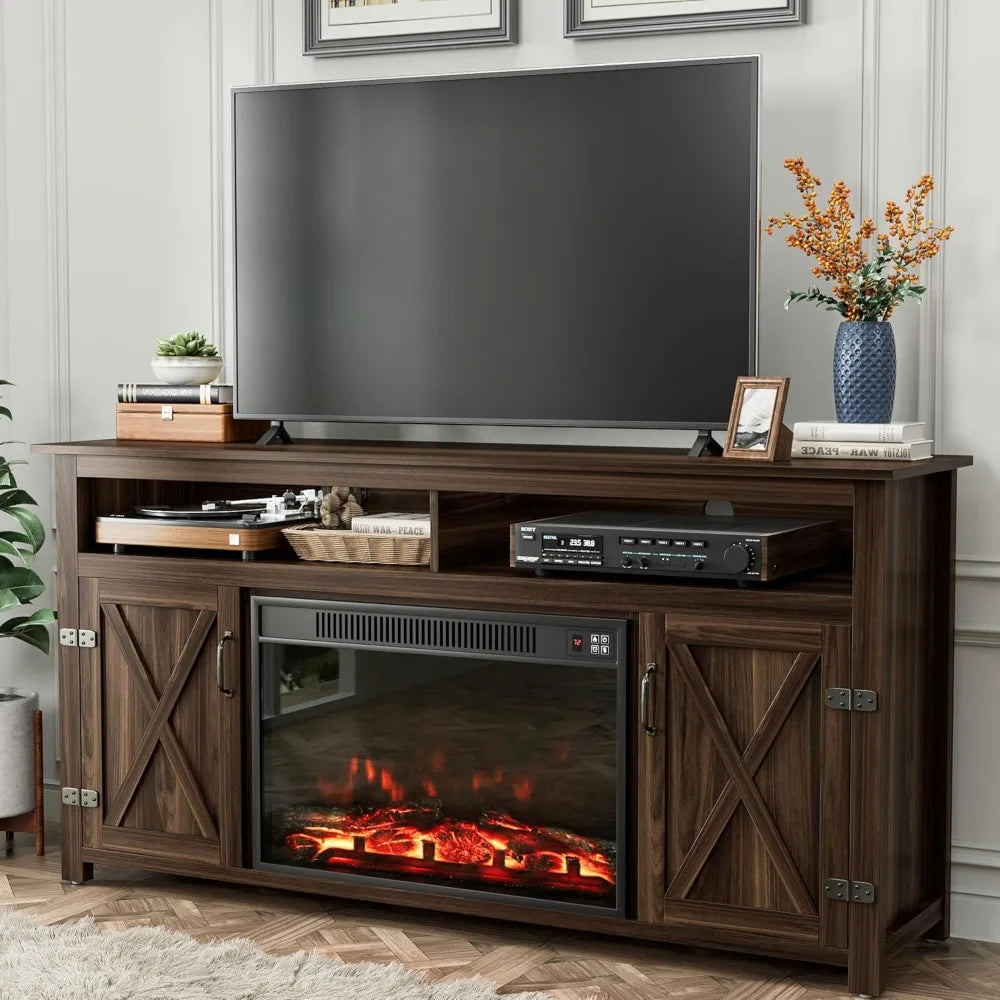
36,439,971,998
638,615,851,955
77,576,243,869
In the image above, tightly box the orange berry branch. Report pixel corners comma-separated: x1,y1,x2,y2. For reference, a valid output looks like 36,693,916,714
765,157,953,322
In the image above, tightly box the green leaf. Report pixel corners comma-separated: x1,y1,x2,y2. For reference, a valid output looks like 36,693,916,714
0,529,32,547
0,620,50,654
10,608,55,627
0,488,37,509
0,538,29,565
5,507,44,552
0,565,45,603
0,407,10,421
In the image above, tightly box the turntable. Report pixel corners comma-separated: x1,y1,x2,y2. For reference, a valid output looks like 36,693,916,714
96,491,321,559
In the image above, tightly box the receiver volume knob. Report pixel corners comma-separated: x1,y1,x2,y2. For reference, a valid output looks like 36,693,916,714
722,543,751,573
621,556,633,569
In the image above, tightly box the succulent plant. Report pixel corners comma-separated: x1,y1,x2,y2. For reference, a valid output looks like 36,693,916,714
155,332,219,358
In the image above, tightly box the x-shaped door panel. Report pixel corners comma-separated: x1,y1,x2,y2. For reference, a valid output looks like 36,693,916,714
666,641,820,915
101,603,218,839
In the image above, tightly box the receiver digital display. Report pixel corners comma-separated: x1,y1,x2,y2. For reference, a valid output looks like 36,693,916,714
542,534,602,553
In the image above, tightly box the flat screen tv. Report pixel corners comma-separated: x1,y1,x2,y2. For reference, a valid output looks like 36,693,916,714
233,58,759,429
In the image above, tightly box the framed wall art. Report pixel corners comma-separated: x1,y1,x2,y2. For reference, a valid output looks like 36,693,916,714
305,0,515,57
723,376,791,462
565,0,803,39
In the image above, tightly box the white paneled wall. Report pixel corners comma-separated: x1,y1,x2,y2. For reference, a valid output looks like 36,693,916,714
1,0,998,939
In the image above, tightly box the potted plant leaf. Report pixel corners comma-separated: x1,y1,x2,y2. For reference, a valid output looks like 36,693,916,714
766,159,953,423
0,381,54,822
151,331,223,385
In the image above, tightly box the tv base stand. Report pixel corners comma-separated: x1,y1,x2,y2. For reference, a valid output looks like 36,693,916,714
687,430,724,457
34,437,971,999
255,420,294,446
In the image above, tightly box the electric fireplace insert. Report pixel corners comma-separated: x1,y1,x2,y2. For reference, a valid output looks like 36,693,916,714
252,597,628,917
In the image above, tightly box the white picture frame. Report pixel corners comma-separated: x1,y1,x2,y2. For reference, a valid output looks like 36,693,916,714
305,0,515,57
565,0,803,38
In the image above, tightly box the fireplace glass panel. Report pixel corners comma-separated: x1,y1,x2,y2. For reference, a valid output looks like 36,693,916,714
257,641,622,911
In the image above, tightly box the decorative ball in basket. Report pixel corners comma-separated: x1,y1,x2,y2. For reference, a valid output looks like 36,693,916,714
283,486,430,566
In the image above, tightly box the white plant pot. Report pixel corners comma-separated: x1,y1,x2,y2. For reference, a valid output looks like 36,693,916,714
150,356,224,385
0,688,39,819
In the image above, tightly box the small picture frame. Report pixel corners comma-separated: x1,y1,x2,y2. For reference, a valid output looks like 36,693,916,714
723,376,791,461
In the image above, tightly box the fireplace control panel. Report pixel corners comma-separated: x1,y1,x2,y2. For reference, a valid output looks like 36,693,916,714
569,631,616,659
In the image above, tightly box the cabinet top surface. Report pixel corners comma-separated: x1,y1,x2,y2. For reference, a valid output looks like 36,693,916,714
34,438,972,481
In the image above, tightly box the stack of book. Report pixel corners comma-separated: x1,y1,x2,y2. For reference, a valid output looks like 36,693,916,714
791,421,933,461
115,383,268,442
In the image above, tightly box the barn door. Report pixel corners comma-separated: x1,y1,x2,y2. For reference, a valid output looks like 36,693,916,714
78,577,242,869
637,615,851,949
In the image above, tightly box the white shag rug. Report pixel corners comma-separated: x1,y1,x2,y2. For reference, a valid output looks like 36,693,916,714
0,909,551,1000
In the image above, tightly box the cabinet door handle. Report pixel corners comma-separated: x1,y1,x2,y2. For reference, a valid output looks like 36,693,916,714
641,662,657,736
217,630,234,698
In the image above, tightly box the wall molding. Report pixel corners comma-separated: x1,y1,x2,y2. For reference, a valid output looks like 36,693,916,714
955,627,1000,649
43,0,70,443
954,843,1000,870
42,0,71,774
858,0,880,229
256,0,275,87
956,557,1000,581
919,0,949,441
951,845,1000,941
209,0,224,352
0,0,9,377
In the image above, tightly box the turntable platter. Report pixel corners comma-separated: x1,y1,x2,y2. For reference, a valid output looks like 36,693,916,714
135,501,268,520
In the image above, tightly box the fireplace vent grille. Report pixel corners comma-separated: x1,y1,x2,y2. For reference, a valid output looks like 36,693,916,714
314,610,538,655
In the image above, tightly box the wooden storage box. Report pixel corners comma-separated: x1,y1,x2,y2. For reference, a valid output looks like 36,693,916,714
116,402,269,443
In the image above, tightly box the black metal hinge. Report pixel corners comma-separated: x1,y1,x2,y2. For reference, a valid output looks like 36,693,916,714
823,878,876,904
825,687,877,712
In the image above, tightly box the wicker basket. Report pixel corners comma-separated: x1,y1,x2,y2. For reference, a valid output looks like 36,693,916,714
282,524,430,566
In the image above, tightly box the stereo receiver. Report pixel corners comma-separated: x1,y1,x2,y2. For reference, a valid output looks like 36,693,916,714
511,511,838,584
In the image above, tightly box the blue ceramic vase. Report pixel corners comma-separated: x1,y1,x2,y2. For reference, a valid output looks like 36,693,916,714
833,321,896,423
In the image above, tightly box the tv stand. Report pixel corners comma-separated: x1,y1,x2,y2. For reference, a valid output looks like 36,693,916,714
687,430,723,457
255,420,294,446
34,437,971,999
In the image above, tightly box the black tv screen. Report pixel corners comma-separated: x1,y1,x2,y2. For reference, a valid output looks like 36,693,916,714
234,59,758,428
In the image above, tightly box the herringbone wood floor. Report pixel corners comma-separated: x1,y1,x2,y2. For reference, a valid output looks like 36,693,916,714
2,832,999,999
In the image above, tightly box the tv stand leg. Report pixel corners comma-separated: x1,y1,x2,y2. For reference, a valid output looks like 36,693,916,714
688,430,723,457
256,420,294,446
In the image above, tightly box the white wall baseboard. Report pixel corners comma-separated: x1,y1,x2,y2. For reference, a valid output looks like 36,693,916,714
952,892,1000,943
952,843,1000,941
